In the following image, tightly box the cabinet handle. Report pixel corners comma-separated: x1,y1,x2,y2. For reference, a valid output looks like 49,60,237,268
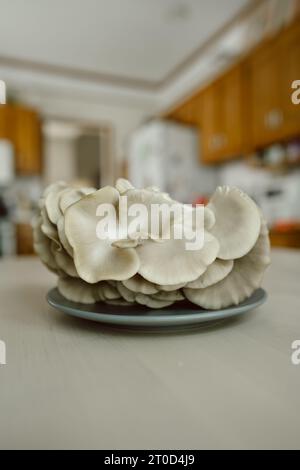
264,109,283,129
209,133,228,151
219,134,228,148
209,135,218,150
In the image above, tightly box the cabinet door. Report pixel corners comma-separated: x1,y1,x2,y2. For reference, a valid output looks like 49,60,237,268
250,38,284,148
168,97,196,125
201,83,221,163
201,65,244,163
14,107,42,174
222,66,244,158
280,21,300,138
0,105,15,141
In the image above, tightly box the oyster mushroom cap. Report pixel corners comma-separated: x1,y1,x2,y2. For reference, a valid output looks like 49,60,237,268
122,187,177,240
59,187,96,214
184,218,270,309
151,290,184,302
40,207,61,247
58,276,98,304
137,230,219,285
44,182,68,225
116,282,137,303
204,207,216,230
43,181,66,198
57,216,73,256
135,293,174,309
94,282,121,301
64,186,140,283
207,186,261,260
157,282,186,291
122,274,159,295
115,178,134,194
186,258,234,289
51,241,78,277
33,217,60,273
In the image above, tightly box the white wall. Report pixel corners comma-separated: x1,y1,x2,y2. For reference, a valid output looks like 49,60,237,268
43,136,77,185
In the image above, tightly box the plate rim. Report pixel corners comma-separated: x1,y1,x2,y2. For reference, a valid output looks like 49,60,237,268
47,287,267,327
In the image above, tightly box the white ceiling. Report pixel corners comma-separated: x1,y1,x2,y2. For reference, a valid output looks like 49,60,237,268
0,0,250,84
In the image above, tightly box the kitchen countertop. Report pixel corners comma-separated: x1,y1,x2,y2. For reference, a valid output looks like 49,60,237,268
0,248,300,450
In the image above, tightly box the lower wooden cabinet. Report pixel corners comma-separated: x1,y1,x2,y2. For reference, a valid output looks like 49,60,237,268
16,223,34,255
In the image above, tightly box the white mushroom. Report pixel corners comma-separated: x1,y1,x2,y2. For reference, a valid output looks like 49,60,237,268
135,293,174,309
44,182,68,225
116,282,137,303
204,206,216,230
40,207,61,247
101,282,121,300
94,282,121,301
207,186,261,260
137,230,219,285
33,216,59,273
122,274,159,295
184,218,270,309
158,282,186,291
64,186,140,283
59,187,96,214
186,258,233,289
57,216,73,256
35,180,270,309
51,241,78,277
115,178,134,194
151,290,184,302
58,276,98,304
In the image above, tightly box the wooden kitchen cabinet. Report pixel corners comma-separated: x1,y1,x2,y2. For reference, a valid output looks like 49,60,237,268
201,65,244,163
249,19,300,149
0,104,15,142
167,96,198,126
164,18,300,163
249,37,285,148
0,104,42,174
14,106,42,174
280,20,300,139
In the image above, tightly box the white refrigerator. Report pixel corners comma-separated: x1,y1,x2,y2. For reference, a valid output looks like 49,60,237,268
129,120,217,203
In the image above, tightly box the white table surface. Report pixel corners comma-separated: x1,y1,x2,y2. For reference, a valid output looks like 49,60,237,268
0,248,300,450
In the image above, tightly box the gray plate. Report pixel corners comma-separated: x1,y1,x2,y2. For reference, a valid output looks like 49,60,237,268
47,287,267,329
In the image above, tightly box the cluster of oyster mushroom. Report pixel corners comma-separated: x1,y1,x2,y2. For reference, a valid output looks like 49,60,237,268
33,179,270,310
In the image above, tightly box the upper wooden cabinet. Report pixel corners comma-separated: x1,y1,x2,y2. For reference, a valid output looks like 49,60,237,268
248,37,284,147
14,106,42,174
0,104,42,174
167,95,199,126
164,19,300,164
0,104,15,142
201,65,244,163
280,21,300,139
247,20,300,149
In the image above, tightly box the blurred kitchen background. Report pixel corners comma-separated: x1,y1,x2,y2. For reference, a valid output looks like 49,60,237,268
0,0,300,256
